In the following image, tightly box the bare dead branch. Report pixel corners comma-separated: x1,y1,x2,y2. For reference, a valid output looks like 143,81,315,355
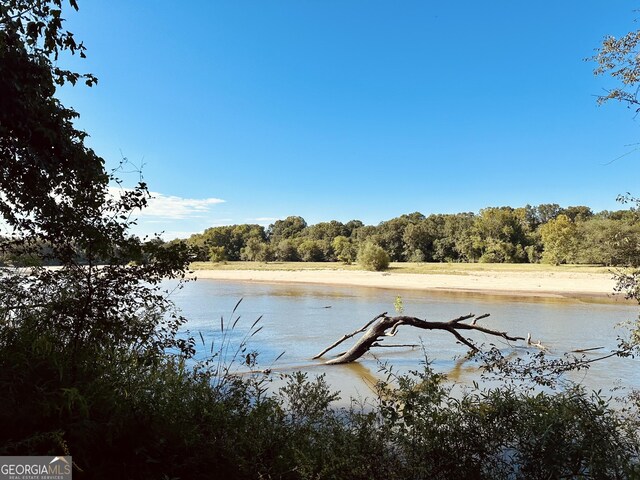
317,312,526,365
447,328,480,352
576,352,618,364
386,319,405,337
371,343,419,348
451,313,475,323
312,312,387,360
526,333,548,351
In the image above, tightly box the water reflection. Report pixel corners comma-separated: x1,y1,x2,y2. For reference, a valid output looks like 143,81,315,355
167,278,640,400
447,357,479,383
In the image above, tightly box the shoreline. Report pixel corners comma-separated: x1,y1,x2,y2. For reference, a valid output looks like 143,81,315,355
190,268,628,303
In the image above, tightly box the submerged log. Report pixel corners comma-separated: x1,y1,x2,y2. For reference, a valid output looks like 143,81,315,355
314,312,525,365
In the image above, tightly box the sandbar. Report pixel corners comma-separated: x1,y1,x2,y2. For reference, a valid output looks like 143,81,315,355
191,268,625,302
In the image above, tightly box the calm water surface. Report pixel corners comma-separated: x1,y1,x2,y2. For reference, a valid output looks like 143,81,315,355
168,279,640,401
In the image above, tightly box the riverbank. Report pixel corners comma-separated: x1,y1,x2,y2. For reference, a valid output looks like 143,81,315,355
190,262,626,302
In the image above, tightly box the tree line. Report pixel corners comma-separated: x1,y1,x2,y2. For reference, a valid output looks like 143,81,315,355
178,204,640,267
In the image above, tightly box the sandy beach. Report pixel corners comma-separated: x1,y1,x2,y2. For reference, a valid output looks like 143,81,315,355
192,267,624,302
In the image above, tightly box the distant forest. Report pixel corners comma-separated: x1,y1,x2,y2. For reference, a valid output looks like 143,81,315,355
175,203,640,267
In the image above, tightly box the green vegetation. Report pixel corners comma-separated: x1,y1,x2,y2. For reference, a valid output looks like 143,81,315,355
176,205,640,272
540,214,579,265
357,242,390,271
3,2,640,479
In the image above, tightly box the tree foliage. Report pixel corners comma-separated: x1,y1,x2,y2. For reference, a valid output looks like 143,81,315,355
267,215,307,243
332,235,357,264
472,207,531,263
592,28,640,108
0,0,193,466
1,0,105,261
187,224,265,261
540,214,578,265
358,242,390,271
181,203,640,267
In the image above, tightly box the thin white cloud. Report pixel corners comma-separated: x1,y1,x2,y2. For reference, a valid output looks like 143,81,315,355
142,192,225,219
108,187,225,220
159,231,201,240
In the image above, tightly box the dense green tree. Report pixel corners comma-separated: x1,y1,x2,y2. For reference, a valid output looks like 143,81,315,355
576,218,640,266
192,224,265,261
372,218,408,261
598,209,640,222
0,0,99,233
350,224,377,244
434,213,477,261
209,245,227,262
472,207,531,263
332,235,357,264
535,203,562,225
561,205,593,222
524,230,543,263
267,216,307,243
540,214,578,265
241,237,273,262
0,0,119,266
374,212,425,261
317,238,334,261
297,239,325,262
274,238,300,261
184,233,209,261
304,220,348,242
230,224,266,257
521,204,541,231
197,227,231,254
0,0,189,269
344,219,364,237
402,219,437,262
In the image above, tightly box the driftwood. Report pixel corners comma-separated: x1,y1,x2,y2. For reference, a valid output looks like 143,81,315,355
314,312,525,365
525,333,605,354
571,346,604,353
526,333,548,351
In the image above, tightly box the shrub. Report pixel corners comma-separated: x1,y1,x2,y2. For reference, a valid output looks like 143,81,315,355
358,242,390,271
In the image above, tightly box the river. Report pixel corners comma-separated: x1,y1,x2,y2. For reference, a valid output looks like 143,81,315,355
168,278,640,401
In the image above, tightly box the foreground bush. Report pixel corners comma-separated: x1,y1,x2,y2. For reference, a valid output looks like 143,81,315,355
2,320,639,480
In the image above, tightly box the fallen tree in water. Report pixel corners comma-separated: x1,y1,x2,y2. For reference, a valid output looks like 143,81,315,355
314,312,526,365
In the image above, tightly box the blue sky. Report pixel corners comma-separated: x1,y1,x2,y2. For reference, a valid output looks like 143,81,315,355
58,1,640,239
